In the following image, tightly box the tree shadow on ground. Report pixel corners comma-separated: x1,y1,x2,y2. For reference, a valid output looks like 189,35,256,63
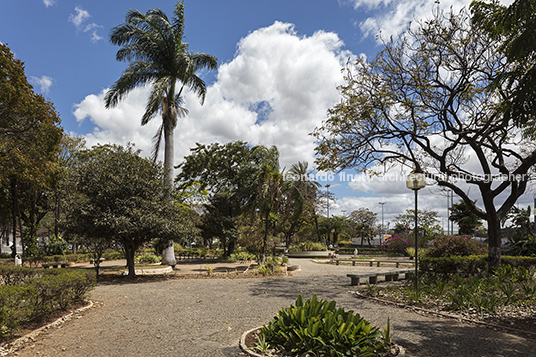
395,318,536,357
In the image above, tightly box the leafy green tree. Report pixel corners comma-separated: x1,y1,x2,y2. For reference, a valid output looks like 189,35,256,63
395,209,442,246
64,144,187,277
199,192,238,254
471,0,536,132
176,141,250,256
239,145,283,263
449,200,484,235
105,1,217,266
312,8,536,271
288,162,322,243
0,43,63,257
348,208,378,246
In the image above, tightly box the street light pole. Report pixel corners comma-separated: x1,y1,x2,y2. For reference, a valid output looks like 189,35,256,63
406,171,426,290
379,202,386,245
326,184,331,218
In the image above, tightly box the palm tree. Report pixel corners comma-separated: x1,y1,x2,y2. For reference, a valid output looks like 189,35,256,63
240,145,282,264
104,2,217,266
289,162,321,241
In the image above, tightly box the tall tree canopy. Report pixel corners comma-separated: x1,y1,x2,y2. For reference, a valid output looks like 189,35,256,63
0,43,63,256
471,0,536,132
105,1,217,266
312,9,536,271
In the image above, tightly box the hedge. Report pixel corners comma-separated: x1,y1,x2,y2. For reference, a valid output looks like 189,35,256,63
0,267,95,341
419,255,536,277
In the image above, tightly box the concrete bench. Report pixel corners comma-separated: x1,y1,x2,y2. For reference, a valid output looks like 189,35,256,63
347,268,415,286
334,259,414,268
42,261,68,269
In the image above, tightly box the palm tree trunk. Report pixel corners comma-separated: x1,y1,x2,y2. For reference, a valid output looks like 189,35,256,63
161,119,177,267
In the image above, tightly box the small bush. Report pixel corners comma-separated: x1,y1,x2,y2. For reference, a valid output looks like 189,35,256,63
0,285,37,340
259,294,389,356
102,250,125,260
426,235,487,258
290,242,327,252
229,251,257,261
381,233,412,254
255,263,284,276
420,255,487,277
0,265,41,286
0,267,95,342
135,254,161,264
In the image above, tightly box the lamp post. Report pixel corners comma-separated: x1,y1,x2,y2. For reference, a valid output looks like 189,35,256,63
406,171,426,290
379,202,386,245
326,184,331,218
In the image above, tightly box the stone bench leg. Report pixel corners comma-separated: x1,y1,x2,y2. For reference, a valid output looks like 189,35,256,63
336,260,340,266
352,261,356,266
377,262,381,267
392,273,400,281
368,276,377,284
369,262,373,267
350,277,360,286
396,262,400,268
385,274,393,282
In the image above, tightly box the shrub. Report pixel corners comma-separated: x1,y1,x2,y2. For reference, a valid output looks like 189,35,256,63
0,267,95,342
0,285,36,340
45,235,68,256
290,242,327,252
381,233,412,254
135,254,161,264
0,265,41,286
420,255,488,277
259,294,388,356
426,235,487,258
229,251,257,261
102,250,125,260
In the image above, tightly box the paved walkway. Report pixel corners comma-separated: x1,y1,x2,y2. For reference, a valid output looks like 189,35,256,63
9,259,536,357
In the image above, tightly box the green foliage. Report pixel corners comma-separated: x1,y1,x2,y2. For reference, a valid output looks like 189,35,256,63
254,263,284,276
425,235,487,258
64,144,190,276
260,294,387,356
449,200,483,235
381,233,412,254
0,267,95,342
290,241,328,251
45,235,68,256
419,255,488,277
509,235,536,256
135,254,161,264
229,251,257,261
0,285,36,340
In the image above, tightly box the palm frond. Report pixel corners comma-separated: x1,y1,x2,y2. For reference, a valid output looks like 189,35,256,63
150,123,164,163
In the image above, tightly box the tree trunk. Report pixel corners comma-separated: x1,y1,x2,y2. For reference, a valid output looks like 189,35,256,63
261,213,269,264
161,121,177,267
10,178,17,258
124,243,136,277
487,215,502,274
227,239,236,256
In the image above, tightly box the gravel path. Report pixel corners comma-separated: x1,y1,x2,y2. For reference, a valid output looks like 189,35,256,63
10,258,536,357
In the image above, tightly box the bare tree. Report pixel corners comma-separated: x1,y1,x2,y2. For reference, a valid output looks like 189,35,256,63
313,9,536,271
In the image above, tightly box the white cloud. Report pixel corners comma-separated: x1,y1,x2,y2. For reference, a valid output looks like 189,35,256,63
30,75,54,94
74,21,352,170
69,7,90,29
69,6,103,43
43,0,55,8
349,0,515,41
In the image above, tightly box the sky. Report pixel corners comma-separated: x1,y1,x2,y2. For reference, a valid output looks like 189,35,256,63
1,0,528,232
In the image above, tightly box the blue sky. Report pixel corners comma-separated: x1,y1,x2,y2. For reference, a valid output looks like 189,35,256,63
2,0,528,230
